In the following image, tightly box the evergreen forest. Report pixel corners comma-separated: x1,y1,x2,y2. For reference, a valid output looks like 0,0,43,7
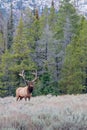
0,0,87,97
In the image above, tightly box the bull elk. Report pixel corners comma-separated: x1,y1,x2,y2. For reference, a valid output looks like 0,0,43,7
16,70,38,101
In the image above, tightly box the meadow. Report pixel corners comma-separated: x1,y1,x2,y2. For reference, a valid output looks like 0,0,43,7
0,94,87,130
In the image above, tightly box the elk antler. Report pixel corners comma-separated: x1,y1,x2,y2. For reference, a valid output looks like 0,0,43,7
32,70,38,82
19,70,25,80
19,70,29,85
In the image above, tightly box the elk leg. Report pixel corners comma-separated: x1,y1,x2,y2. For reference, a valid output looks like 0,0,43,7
20,97,23,100
25,97,27,101
16,96,19,101
28,97,30,101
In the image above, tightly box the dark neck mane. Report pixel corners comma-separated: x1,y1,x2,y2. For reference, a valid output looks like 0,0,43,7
28,86,33,93
27,85,33,93
27,82,34,93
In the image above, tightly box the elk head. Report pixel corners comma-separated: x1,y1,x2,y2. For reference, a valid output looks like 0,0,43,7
19,70,38,92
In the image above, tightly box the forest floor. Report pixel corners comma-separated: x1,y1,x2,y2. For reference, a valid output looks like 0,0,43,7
0,94,87,130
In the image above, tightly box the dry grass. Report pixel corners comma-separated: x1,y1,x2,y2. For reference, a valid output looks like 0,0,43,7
0,94,87,130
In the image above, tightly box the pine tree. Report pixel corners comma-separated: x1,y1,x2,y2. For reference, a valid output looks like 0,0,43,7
7,2,14,50
59,17,87,94
48,0,56,30
52,1,81,94
23,8,41,50
34,17,62,95
54,1,80,47
0,12,5,53
0,18,35,96
10,18,35,72
0,32,4,54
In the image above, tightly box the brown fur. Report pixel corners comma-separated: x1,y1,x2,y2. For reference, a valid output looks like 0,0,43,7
16,82,34,101
16,70,37,101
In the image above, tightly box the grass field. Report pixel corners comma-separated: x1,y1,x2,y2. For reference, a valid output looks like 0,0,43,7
0,94,87,130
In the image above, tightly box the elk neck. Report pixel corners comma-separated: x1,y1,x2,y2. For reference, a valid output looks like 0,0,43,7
27,82,34,93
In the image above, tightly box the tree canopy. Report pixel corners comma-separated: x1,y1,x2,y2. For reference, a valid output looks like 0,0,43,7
0,1,87,97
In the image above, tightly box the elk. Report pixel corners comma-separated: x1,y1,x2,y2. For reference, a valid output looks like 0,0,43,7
16,70,38,101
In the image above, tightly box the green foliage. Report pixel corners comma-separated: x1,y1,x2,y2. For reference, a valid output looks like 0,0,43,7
54,2,80,41
48,1,57,31
0,33,4,48
59,18,87,94
7,2,14,49
0,18,36,96
34,71,59,96
10,18,35,71
31,17,42,42
33,71,51,96
0,2,87,97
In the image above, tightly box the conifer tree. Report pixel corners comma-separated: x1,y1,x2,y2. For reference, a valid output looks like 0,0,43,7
0,18,35,96
52,1,81,93
10,18,35,72
34,13,62,95
0,12,6,53
7,2,14,50
23,8,41,50
48,0,56,30
59,17,87,94
54,0,80,47
0,32,4,54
